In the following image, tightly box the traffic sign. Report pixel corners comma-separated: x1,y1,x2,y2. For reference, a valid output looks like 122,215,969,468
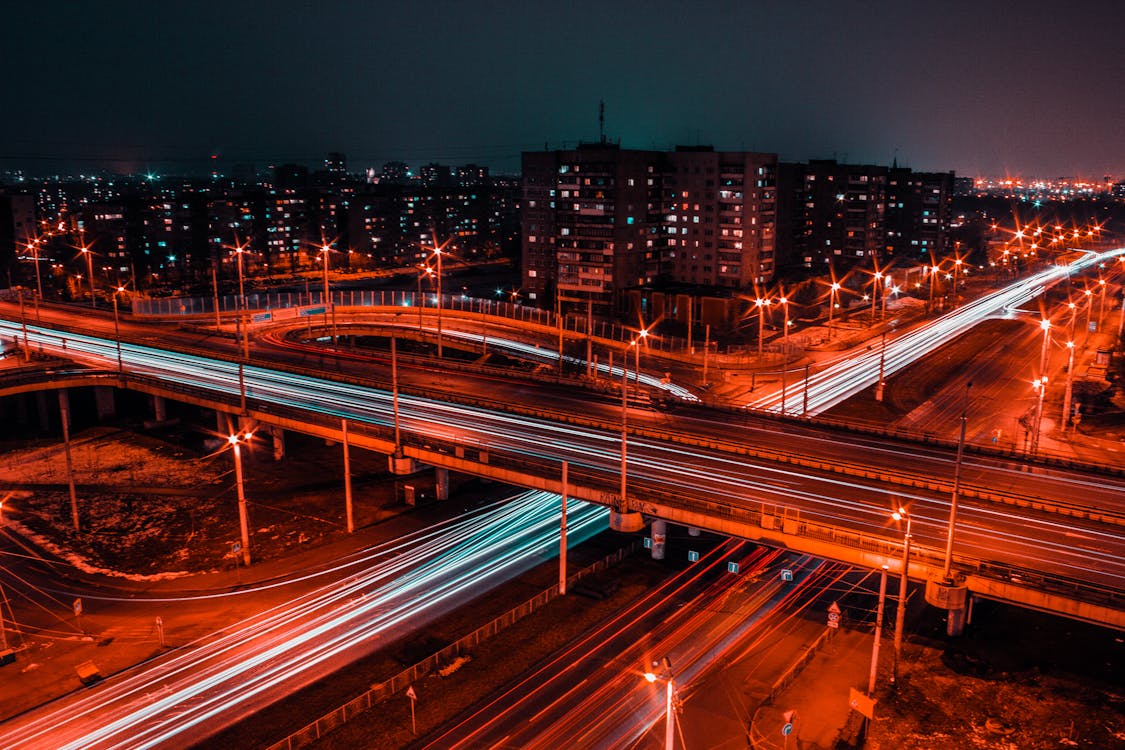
688,550,699,562
73,598,82,617
827,601,841,629
780,569,793,581
727,561,740,574
782,722,793,736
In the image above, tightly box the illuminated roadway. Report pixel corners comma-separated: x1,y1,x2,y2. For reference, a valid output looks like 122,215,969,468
0,314,1122,608
748,246,1125,414
0,490,608,749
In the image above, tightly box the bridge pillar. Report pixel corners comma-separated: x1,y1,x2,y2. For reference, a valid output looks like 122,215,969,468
271,427,285,461
36,391,50,433
925,578,969,637
389,454,418,474
435,468,449,501
216,409,228,434
152,395,167,423
650,519,667,560
609,510,644,533
94,386,116,421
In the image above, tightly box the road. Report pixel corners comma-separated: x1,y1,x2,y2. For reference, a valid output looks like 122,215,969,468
0,315,1121,603
0,491,607,749
747,246,1125,414
425,544,851,750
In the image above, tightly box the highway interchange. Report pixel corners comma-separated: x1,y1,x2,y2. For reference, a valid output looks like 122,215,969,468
0,248,1123,747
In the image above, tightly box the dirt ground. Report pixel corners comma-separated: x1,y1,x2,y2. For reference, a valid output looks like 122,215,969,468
867,599,1125,750
0,425,414,575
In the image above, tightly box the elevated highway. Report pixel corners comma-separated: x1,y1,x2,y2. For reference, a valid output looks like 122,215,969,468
1,314,1122,630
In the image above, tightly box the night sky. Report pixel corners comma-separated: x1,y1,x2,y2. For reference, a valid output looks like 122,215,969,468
4,0,1124,178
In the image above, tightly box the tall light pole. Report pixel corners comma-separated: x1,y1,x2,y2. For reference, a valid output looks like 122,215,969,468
232,240,250,356
1030,318,1051,456
428,235,451,359
755,296,770,358
29,238,43,300
319,241,337,344
228,431,254,567
1098,277,1108,331
112,285,125,373
891,507,912,685
1061,341,1076,430
952,258,963,307
943,382,971,579
870,271,882,321
928,263,941,311
79,244,95,308
828,282,840,339
644,657,676,750
868,565,888,696
779,295,789,414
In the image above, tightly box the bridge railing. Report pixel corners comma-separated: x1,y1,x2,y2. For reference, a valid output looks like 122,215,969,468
130,290,703,353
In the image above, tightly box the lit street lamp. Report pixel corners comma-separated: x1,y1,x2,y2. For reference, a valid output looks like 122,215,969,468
891,507,912,685
754,296,771,358
644,656,677,750
79,243,95,308
319,241,337,344
228,430,254,567
427,235,452,359
779,295,789,414
112,285,125,373
828,281,841,339
1061,340,1076,430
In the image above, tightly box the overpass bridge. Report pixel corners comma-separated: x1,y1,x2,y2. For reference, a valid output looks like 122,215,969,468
0,318,1122,631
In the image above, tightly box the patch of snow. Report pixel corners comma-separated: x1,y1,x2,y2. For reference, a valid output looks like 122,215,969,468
5,519,197,581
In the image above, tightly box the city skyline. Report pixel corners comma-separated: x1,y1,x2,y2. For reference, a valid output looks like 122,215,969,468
4,1,1125,178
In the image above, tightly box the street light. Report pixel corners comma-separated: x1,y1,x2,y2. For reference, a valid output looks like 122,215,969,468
952,258,963,306
1030,376,1049,456
870,271,882,321
111,285,125,373
319,241,337,344
644,657,677,750
778,295,790,414
427,234,451,359
828,282,841,339
227,430,254,567
754,296,771,358
891,506,912,685
1061,341,1076,431
78,243,95,308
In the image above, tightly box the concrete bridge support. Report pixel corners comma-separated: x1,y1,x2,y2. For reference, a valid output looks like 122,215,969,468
271,427,285,461
152,395,167,423
925,579,970,636
435,468,449,501
609,509,644,533
94,386,116,421
650,519,667,560
389,454,418,474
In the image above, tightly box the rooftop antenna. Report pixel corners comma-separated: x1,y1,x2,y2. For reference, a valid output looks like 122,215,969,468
599,100,605,144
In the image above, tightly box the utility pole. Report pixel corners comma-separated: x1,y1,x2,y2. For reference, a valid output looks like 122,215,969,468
868,566,888,695
559,461,568,595
59,390,80,531
342,418,354,533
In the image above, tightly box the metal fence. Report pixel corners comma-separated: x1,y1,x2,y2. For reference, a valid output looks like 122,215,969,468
131,290,707,353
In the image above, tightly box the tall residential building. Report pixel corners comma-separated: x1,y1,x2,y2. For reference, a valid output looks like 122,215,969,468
664,147,778,289
777,159,888,271
522,144,664,312
522,144,780,311
884,168,955,260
